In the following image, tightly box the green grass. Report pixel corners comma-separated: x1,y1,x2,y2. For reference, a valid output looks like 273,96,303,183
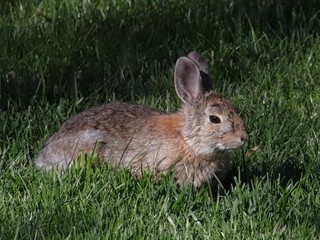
1,0,320,239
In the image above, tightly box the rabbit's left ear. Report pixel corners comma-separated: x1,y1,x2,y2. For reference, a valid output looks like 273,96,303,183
174,57,201,104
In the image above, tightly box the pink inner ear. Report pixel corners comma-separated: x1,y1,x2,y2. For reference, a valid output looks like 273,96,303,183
185,89,196,103
174,57,201,104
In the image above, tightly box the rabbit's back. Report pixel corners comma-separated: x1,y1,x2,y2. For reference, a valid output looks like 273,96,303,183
59,102,163,133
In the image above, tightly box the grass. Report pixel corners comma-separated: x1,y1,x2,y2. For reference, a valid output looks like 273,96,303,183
1,0,320,239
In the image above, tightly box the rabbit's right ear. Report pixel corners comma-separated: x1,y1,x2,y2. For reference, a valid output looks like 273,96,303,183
174,57,202,104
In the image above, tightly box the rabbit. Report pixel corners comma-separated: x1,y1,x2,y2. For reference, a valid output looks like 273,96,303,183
36,51,247,187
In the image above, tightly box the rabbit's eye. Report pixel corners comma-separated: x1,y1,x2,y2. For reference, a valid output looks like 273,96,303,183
209,115,221,124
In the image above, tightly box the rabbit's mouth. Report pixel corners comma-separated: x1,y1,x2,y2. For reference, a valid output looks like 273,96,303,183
218,141,246,150
220,131,248,150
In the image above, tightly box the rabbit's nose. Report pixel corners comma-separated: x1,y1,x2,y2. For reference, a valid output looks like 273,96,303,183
238,131,248,143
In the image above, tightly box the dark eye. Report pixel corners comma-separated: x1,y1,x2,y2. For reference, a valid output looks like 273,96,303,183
209,115,221,124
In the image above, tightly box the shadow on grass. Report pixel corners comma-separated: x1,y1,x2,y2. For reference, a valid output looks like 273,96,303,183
216,156,319,197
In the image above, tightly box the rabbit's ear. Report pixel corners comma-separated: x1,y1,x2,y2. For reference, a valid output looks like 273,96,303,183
187,51,209,74
187,51,212,91
174,57,202,104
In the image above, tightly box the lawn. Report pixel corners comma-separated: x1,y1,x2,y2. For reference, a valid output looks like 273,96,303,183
0,0,319,239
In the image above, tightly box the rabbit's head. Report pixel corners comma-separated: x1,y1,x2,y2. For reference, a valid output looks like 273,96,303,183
175,51,247,155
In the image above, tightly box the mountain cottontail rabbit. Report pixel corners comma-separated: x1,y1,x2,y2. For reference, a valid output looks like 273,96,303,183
36,51,247,187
